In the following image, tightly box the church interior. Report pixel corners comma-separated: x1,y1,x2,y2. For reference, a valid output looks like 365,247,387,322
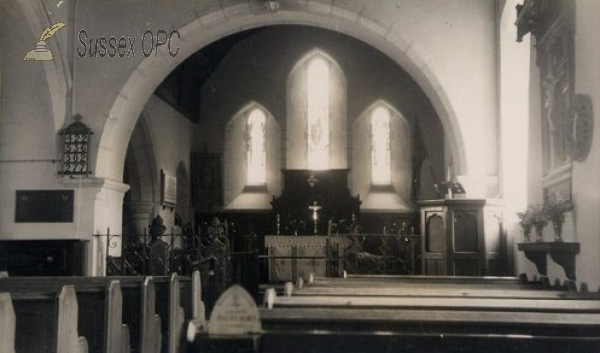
1,0,599,352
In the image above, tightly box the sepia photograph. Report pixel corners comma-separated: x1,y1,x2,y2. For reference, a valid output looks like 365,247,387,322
1,0,599,352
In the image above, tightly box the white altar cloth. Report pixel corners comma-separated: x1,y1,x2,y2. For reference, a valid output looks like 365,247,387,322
264,236,327,282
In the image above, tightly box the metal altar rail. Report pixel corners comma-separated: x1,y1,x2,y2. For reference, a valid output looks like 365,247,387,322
94,228,259,309
96,228,205,276
93,231,421,297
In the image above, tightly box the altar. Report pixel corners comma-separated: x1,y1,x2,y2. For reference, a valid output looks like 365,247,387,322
265,236,328,282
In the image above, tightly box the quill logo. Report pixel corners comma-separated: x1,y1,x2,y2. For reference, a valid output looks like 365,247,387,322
24,22,65,61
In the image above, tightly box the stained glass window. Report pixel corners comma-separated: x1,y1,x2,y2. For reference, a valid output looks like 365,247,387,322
246,109,266,185
307,57,330,170
371,106,391,185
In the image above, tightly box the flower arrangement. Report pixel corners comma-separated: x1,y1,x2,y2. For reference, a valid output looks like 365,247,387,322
517,205,535,241
517,204,547,242
518,194,572,242
543,193,572,241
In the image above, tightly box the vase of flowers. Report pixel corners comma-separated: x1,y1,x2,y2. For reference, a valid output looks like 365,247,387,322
528,204,548,242
543,193,572,242
517,205,535,242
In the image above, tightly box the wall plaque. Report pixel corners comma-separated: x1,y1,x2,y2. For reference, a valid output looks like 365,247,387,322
15,190,74,223
161,171,177,208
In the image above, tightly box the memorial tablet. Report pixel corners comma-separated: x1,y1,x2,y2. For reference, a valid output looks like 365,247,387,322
15,190,74,223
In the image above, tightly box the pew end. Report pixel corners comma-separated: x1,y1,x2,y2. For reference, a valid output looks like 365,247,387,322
0,293,16,353
283,282,294,297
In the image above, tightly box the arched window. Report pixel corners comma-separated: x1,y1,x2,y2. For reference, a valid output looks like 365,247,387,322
224,103,281,209
307,56,330,170
371,106,391,185
246,108,267,185
287,50,345,170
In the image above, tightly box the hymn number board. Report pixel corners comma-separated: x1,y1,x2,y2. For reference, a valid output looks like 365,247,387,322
60,115,92,175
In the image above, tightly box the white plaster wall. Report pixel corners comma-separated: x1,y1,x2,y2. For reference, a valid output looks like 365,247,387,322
139,95,195,231
224,110,249,205
513,0,600,290
570,0,600,291
0,2,84,239
498,0,536,278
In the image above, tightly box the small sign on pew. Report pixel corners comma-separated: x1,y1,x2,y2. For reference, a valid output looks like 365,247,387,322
192,285,261,352
208,285,262,336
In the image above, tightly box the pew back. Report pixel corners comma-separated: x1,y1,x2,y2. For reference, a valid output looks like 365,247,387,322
257,275,600,352
0,273,198,353
7,285,88,353
0,279,125,353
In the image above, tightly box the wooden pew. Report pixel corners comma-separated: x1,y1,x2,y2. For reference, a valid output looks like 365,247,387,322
78,280,128,353
259,293,600,352
168,274,185,353
142,274,187,353
0,277,156,353
0,272,199,353
290,283,600,299
184,271,207,347
0,278,128,353
0,278,133,353
266,292,600,312
6,285,88,353
255,275,600,352
0,293,16,353
257,329,600,353
306,273,545,291
140,277,162,353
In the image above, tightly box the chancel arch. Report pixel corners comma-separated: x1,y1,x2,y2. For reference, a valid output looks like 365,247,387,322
96,6,470,192
89,5,477,273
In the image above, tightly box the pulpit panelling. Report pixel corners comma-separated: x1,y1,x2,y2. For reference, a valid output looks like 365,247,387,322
418,199,507,276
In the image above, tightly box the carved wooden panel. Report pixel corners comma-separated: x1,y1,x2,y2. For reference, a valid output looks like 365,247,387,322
425,213,445,253
453,211,479,253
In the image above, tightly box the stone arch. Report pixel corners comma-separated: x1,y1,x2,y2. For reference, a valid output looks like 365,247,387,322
122,114,159,235
288,48,346,85
14,0,72,132
95,3,467,184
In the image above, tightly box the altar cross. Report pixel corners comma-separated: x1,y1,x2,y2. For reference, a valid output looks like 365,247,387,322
309,201,322,235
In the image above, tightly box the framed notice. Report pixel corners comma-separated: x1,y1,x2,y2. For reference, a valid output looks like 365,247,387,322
15,190,74,223
191,153,223,211
161,170,177,208
59,114,93,176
